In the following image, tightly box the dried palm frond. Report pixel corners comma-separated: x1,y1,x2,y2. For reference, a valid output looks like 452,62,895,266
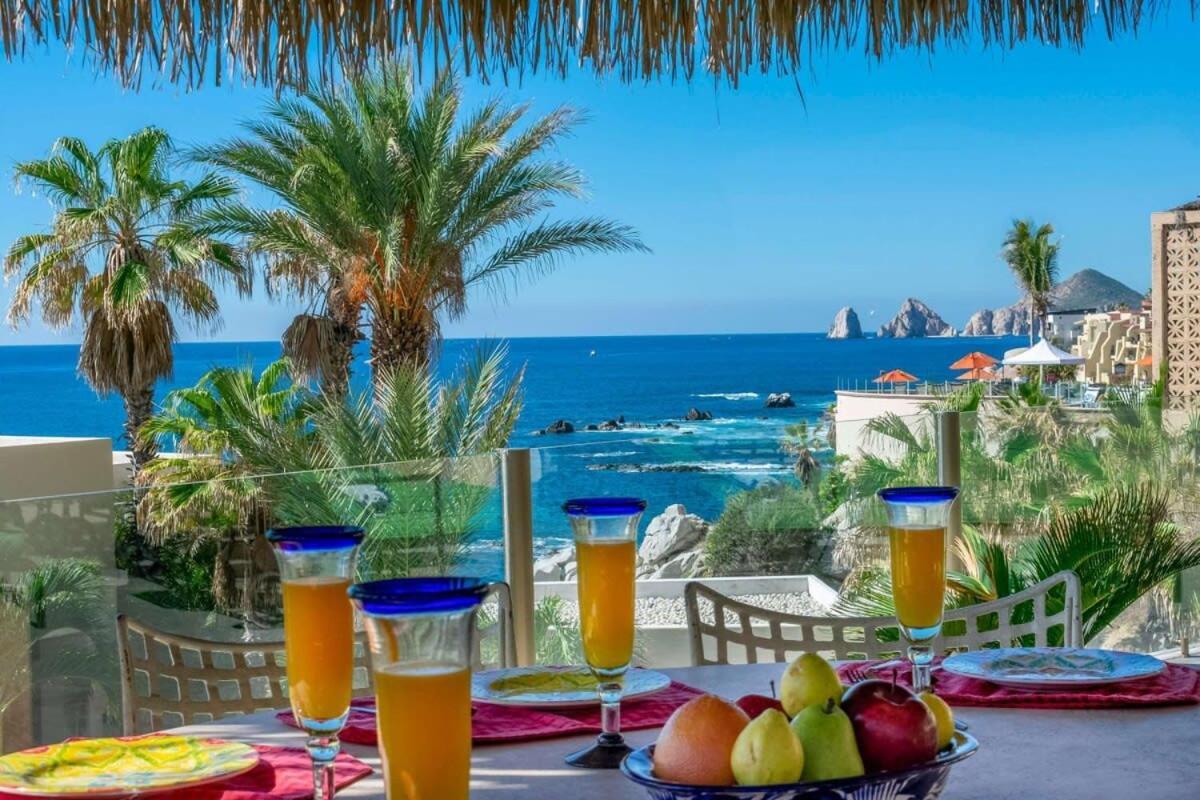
0,1,1175,91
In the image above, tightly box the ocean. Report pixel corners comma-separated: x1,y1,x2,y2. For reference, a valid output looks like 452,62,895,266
0,333,1025,566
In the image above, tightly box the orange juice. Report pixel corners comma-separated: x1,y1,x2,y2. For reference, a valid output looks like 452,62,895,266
575,538,636,670
888,525,946,630
281,576,353,721
375,663,472,800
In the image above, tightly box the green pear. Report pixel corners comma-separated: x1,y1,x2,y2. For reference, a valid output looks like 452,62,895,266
789,698,866,782
780,652,843,717
730,708,805,785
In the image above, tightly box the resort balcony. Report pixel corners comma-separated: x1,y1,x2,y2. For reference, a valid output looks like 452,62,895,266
1,403,1196,753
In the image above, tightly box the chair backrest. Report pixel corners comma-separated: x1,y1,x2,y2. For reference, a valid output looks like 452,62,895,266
118,580,515,733
684,571,1081,666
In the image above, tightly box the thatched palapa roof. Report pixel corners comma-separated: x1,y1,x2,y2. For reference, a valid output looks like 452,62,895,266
0,0,1177,90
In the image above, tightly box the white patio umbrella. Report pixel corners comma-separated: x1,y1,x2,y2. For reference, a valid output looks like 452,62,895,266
1002,338,1085,382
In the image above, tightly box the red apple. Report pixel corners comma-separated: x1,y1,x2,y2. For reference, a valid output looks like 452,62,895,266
841,679,938,773
735,694,785,719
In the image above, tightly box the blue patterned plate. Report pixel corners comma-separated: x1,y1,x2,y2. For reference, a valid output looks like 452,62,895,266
942,647,1164,689
620,732,978,800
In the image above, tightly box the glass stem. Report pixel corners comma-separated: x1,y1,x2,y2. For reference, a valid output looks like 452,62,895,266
307,735,340,800
909,644,933,693
598,681,622,744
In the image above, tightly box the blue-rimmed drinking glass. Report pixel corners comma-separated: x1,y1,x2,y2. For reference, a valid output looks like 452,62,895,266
350,577,489,800
877,487,959,693
562,497,647,769
266,526,365,800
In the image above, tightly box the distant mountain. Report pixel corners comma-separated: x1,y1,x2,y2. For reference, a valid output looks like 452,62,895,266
961,269,1143,336
1048,268,1144,312
877,298,956,338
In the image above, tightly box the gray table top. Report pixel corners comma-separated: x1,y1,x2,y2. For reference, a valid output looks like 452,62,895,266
174,663,1200,799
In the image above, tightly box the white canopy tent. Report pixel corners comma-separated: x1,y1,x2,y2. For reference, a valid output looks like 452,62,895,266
1002,338,1085,382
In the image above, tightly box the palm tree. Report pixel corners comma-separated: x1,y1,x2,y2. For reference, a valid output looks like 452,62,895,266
5,128,246,469
191,65,646,397
137,358,310,615
1001,219,1060,345
139,343,524,610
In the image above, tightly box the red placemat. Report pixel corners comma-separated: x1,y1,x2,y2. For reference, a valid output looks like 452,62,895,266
0,745,372,800
835,658,1200,709
278,681,704,745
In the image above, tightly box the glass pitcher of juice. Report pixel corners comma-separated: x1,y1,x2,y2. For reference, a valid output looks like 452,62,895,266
349,577,489,800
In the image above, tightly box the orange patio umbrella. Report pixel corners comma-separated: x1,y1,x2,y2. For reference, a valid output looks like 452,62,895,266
956,367,1000,381
950,351,998,370
874,369,919,384
1136,355,1153,367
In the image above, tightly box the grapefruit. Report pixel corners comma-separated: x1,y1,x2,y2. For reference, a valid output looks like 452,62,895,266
653,694,750,785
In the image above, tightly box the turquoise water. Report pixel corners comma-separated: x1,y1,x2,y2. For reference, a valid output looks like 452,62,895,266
0,333,1023,571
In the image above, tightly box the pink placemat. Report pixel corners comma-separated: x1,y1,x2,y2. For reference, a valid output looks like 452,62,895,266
278,681,704,745
836,657,1200,709
0,745,372,800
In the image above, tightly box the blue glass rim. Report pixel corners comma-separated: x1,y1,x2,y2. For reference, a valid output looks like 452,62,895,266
562,497,648,517
877,486,960,505
348,577,489,615
265,525,365,551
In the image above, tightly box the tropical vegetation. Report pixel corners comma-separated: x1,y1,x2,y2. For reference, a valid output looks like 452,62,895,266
1001,218,1060,344
190,65,646,396
136,345,522,618
4,128,246,469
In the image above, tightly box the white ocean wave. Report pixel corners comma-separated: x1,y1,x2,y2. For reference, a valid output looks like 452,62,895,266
587,460,791,474
572,450,639,458
692,392,760,400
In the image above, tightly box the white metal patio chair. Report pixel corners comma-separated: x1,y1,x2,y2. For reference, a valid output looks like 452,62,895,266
684,571,1081,666
118,580,515,733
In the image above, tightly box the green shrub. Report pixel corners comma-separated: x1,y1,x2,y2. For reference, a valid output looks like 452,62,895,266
704,484,831,576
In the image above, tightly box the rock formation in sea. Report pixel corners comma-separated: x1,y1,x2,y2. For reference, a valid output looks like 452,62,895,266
876,298,956,338
684,408,713,421
765,392,796,408
827,306,864,339
962,303,1031,337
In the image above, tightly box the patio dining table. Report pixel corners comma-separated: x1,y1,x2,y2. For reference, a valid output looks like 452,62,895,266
174,662,1200,799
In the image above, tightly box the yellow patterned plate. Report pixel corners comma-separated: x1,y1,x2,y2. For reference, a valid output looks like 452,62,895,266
472,666,671,708
0,735,259,797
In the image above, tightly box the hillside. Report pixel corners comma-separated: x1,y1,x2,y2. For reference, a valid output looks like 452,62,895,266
1048,268,1144,312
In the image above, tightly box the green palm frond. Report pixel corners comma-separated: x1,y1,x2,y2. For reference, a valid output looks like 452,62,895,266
7,127,247,466
195,64,644,390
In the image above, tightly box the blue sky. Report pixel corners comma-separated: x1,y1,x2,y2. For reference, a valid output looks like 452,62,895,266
2,14,1199,345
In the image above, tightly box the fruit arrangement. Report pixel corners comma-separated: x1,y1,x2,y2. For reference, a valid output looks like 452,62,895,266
648,655,965,791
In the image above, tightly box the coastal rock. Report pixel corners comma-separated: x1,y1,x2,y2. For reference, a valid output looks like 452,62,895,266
961,302,1030,336
638,504,709,565
827,306,864,339
598,419,622,431
684,408,713,421
649,550,703,580
765,392,796,408
961,308,994,337
542,419,575,435
533,545,576,582
877,298,956,338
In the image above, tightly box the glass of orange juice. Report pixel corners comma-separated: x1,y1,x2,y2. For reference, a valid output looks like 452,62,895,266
349,577,489,800
267,525,365,800
877,487,959,693
562,497,647,769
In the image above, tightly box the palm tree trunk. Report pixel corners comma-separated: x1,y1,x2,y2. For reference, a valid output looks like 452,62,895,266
370,313,432,392
324,293,361,402
123,383,157,472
